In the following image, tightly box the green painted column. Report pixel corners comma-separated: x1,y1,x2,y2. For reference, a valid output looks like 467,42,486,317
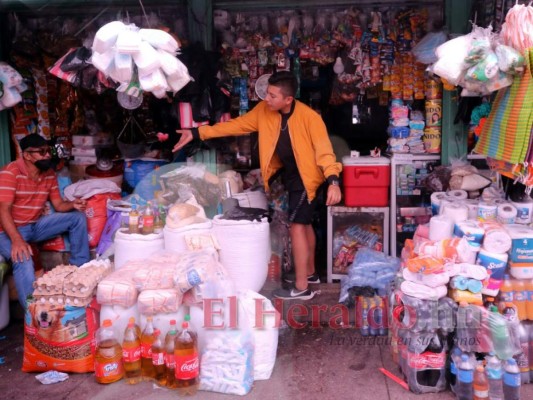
0,12,11,167
188,0,213,50
441,0,474,165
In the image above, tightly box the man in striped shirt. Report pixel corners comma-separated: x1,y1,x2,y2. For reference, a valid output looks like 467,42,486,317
0,134,90,308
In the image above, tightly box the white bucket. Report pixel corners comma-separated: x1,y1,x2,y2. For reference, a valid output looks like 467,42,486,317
0,282,10,331
163,220,213,252
114,228,164,269
233,190,268,210
212,215,270,292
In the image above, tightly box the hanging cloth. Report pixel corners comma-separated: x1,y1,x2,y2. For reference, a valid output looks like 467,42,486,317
474,48,533,164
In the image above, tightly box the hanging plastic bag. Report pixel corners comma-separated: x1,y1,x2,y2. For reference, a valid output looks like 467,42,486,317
411,31,448,65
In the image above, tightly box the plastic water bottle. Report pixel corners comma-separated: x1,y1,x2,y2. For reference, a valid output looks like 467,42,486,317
514,322,530,384
502,359,521,400
456,354,474,400
449,346,462,394
485,353,504,400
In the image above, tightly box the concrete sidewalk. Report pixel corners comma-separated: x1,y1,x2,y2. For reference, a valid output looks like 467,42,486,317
2,301,533,399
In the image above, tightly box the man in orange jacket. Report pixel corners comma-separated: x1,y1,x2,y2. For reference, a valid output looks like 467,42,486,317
172,71,342,300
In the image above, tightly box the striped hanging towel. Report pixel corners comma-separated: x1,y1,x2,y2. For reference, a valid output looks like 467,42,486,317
474,48,533,164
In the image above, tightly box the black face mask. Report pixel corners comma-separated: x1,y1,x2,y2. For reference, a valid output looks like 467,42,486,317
34,159,52,171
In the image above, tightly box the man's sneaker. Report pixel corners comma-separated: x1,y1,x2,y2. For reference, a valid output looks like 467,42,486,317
272,286,315,300
283,272,321,284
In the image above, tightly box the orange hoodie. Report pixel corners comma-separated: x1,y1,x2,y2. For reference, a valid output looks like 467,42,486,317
198,100,342,201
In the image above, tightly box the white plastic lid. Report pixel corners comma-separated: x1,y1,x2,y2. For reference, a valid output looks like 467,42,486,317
342,156,391,166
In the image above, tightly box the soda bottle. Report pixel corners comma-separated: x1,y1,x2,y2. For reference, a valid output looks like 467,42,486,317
423,331,445,387
175,320,199,396
484,297,496,310
514,322,530,384
485,353,504,400
456,354,474,400
158,204,166,226
525,279,533,320
122,317,141,384
528,321,533,382
153,208,163,231
129,204,140,234
164,320,178,389
500,274,514,304
489,305,514,361
473,364,488,400
359,296,370,336
184,314,197,343
151,329,166,386
512,278,527,321
142,201,154,235
141,316,156,381
502,359,521,400
94,319,124,384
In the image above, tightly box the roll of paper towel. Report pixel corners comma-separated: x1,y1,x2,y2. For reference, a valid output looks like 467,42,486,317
511,199,533,224
506,224,533,263
497,203,517,224
482,226,512,254
429,215,454,241
453,220,485,245
476,249,508,297
477,201,498,222
441,202,469,224
464,199,479,220
447,189,468,200
430,192,448,215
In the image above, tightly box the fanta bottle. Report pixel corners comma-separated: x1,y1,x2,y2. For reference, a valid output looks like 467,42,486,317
525,279,533,320
513,278,527,320
500,274,514,304
94,319,124,384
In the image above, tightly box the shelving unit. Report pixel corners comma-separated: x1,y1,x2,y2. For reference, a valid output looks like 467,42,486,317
327,205,389,282
389,153,440,257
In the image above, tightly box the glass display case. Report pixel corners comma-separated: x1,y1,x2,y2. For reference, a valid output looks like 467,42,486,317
327,206,389,283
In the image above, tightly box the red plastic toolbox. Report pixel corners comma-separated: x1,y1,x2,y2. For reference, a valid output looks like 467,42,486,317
342,156,391,207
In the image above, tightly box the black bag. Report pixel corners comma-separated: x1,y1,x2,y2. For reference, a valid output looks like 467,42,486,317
60,47,92,72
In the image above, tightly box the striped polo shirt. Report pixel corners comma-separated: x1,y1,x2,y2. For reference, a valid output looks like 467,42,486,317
0,158,61,232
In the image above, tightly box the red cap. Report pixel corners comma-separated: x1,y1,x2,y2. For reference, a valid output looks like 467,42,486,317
102,319,112,327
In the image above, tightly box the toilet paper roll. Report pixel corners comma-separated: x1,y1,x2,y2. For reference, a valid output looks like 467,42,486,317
429,215,454,241
493,198,508,205
438,199,453,215
464,199,479,220
477,201,498,222
447,189,468,201
482,226,512,254
453,220,485,245
456,238,480,264
476,249,508,296
497,203,517,224
441,202,469,224
430,192,448,215
511,200,533,225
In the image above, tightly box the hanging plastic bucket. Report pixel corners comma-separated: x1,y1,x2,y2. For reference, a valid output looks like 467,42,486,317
233,190,268,210
114,228,164,269
212,215,270,292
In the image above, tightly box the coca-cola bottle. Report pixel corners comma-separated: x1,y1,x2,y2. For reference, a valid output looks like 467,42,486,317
122,317,141,384
175,320,199,395
151,329,166,386
141,316,156,381
164,320,178,389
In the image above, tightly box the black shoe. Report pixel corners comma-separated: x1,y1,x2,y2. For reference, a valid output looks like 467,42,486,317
283,272,321,284
272,286,315,300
